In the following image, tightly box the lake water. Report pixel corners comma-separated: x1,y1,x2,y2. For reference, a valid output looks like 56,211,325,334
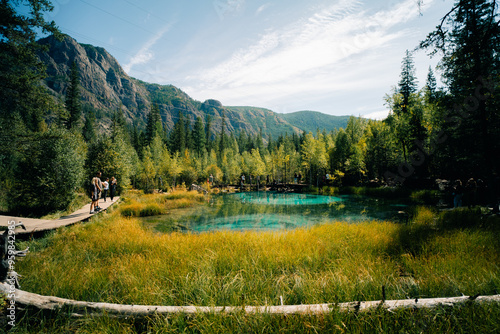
141,192,409,233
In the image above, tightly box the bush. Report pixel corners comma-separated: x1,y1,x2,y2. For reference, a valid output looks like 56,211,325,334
139,203,162,217
7,129,86,215
178,167,197,187
120,201,163,218
120,204,140,217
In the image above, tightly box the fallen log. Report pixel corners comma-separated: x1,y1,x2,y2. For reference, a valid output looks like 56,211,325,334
1,283,499,317
191,184,208,194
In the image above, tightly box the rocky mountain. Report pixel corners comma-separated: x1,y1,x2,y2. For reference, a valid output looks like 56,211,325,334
38,34,350,137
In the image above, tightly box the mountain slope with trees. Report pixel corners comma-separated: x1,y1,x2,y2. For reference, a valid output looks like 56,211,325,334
279,110,350,135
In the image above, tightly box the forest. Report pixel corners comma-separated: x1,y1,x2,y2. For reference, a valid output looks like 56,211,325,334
0,0,499,216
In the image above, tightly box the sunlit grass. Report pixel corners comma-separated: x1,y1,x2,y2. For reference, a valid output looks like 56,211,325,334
15,191,500,309
118,189,205,217
10,190,500,332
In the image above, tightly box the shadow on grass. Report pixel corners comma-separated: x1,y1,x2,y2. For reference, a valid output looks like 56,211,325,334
388,207,500,257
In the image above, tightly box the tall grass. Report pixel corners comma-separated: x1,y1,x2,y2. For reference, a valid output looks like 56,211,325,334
16,204,500,307
17,216,401,306
10,190,500,332
119,189,205,217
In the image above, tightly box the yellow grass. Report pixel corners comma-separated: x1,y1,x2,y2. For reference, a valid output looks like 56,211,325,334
15,191,500,309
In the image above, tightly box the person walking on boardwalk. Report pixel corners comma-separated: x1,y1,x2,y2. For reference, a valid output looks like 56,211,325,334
453,179,464,208
95,172,103,210
90,172,102,214
110,177,117,201
102,178,109,202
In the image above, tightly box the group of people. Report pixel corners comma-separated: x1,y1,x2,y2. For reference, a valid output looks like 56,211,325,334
293,173,302,184
452,178,485,208
90,171,117,214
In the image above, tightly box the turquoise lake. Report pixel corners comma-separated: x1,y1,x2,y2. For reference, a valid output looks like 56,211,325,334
141,192,409,233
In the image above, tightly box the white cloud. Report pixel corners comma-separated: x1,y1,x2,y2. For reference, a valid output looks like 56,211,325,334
188,0,428,108
123,23,172,73
362,109,390,120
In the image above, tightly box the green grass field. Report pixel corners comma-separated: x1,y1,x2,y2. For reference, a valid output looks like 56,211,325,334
5,190,500,332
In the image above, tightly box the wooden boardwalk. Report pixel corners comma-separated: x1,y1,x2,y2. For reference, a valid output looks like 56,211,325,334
0,197,119,237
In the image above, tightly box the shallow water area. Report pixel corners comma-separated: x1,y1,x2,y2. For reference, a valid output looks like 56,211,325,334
141,191,409,233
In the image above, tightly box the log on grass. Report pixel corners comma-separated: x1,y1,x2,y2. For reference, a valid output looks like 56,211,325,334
1,283,499,317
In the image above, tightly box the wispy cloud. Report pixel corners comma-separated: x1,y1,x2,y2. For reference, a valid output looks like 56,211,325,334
256,3,271,16
188,0,428,109
124,23,172,73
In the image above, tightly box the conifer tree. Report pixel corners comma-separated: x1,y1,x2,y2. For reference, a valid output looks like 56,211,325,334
185,117,193,151
256,128,264,152
219,110,227,154
145,104,162,145
387,51,426,164
65,61,82,130
205,114,213,152
192,116,206,156
397,50,418,116
424,66,437,103
82,107,96,142
267,133,274,152
0,0,59,133
131,124,141,153
420,0,500,178
170,111,186,153
111,105,130,144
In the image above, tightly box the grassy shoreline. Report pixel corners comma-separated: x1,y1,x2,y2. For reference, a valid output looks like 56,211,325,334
5,190,500,332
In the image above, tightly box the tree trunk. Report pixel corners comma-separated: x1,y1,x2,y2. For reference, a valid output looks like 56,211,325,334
2,283,498,317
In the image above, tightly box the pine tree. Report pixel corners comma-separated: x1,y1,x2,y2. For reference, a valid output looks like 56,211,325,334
387,51,426,164
111,105,128,141
237,131,248,153
131,124,141,153
65,61,82,130
145,104,162,145
397,50,418,116
185,117,193,151
205,114,213,152
0,0,59,133
256,128,264,152
170,111,185,153
267,133,275,152
192,116,206,156
420,0,500,178
425,66,437,103
219,110,227,154
82,107,96,142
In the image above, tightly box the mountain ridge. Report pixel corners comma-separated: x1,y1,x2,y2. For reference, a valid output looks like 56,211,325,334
38,34,352,137
279,110,351,134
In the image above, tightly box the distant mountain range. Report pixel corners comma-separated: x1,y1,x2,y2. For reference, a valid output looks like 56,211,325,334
38,34,351,137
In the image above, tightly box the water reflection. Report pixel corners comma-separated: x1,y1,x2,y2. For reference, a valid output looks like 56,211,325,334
141,192,409,233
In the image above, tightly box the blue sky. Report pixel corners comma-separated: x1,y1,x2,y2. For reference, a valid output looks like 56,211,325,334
42,0,454,118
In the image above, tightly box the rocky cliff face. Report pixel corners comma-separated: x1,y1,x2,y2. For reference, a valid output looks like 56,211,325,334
39,34,151,126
